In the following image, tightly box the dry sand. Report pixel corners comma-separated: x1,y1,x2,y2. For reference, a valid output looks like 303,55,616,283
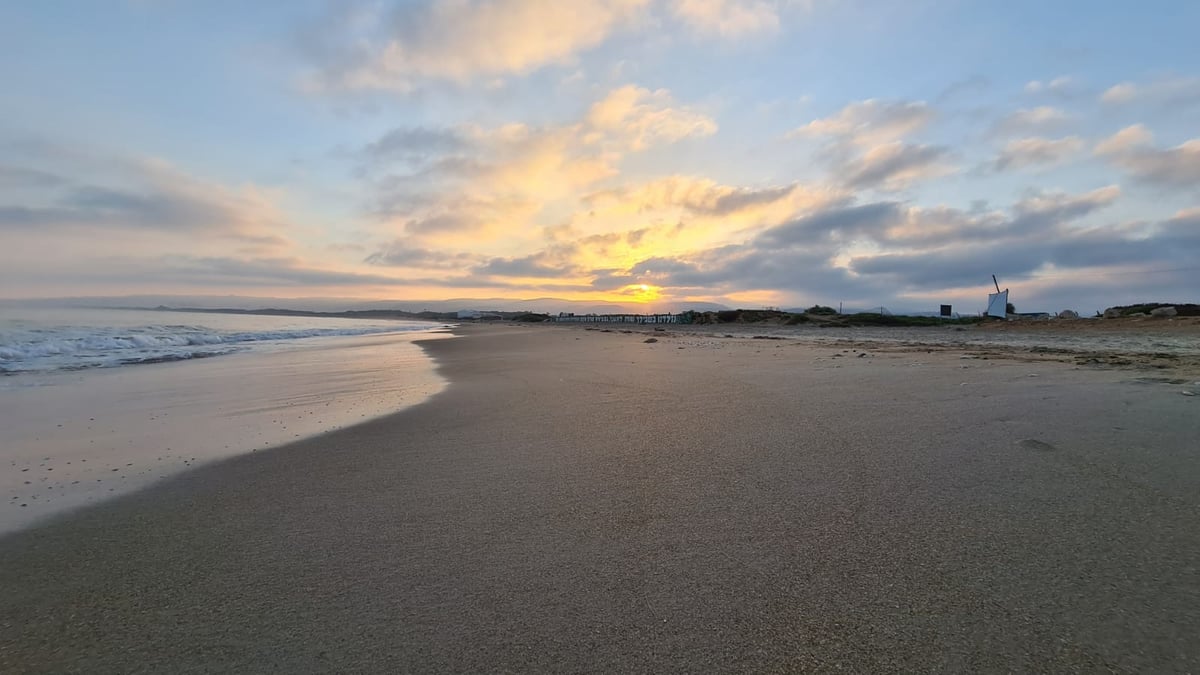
2,323,1199,672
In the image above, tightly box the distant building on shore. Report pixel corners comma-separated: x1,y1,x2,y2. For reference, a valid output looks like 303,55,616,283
554,312,693,324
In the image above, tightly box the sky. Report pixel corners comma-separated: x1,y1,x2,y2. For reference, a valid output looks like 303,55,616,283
1,0,1198,314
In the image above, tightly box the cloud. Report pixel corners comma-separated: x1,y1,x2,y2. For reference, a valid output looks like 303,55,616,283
0,251,431,296
849,245,1037,290
363,241,482,269
792,99,934,146
863,187,1120,248
1100,82,1136,104
475,247,587,278
847,209,1192,293
431,192,890,294
1095,125,1200,188
992,106,1069,136
583,182,1143,308
358,127,467,172
302,0,650,91
991,136,1084,171
299,0,811,93
49,254,601,295
0,165,67,189
760,202,904,245
614,237,881,302
1025,77,1074,96
361,86,717,246
584,86,717,150
365,123,613,238
580,201,901,297
1007,186,1120,235
0,153,290,246
790,99,950,191
1100,76,1200,106
159,256,411,287
845,186,1125,290
668,0,781,38
584,175,842,219
839,142,952,190
1093,124,1153,155
936,75,990,103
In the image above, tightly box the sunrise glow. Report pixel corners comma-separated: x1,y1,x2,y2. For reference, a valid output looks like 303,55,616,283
0,2,1196,314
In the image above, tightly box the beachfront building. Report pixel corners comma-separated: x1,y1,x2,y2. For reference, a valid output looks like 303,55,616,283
554,312,693,324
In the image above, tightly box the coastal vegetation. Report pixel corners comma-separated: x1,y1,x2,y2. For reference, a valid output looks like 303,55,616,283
1103,303,1200,317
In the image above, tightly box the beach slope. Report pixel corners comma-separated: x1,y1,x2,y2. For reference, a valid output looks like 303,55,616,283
2,325,1199,672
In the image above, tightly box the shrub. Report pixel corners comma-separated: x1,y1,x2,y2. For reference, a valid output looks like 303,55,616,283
1105,303,1200,317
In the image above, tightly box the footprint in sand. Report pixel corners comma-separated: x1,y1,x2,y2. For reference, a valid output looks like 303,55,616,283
1017,439,1057,452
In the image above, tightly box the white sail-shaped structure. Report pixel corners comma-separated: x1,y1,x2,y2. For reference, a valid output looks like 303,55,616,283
987,289,1009,318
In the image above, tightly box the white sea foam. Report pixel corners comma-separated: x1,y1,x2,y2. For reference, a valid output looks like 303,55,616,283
0,309,445,374
0,311,453,535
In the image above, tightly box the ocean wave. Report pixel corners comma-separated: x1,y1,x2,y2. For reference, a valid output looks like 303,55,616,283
116,349,237,366
0,321,437,374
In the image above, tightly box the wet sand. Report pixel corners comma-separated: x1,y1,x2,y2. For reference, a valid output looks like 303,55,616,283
2,324,1199,672
0,331,449,535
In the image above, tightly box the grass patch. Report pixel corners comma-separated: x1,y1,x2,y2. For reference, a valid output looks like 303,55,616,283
842,313,983,327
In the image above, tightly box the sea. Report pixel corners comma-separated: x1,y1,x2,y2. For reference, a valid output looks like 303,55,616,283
0,307,452,535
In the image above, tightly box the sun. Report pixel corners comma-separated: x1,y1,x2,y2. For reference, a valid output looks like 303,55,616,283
622,283,661,303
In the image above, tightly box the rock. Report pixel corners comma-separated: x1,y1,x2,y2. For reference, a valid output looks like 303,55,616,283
1151,306,1178,317
1058,309,1079,319
643,338,658,343
1103,308,1122,318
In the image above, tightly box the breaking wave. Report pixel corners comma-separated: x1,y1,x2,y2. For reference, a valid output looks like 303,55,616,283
0,320,438,374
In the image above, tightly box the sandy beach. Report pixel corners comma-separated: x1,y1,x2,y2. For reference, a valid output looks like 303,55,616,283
2,323,1199,672
0,328,449,535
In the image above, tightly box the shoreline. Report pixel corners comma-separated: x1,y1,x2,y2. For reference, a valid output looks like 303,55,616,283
0,328,451,536
2,323,1199,671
